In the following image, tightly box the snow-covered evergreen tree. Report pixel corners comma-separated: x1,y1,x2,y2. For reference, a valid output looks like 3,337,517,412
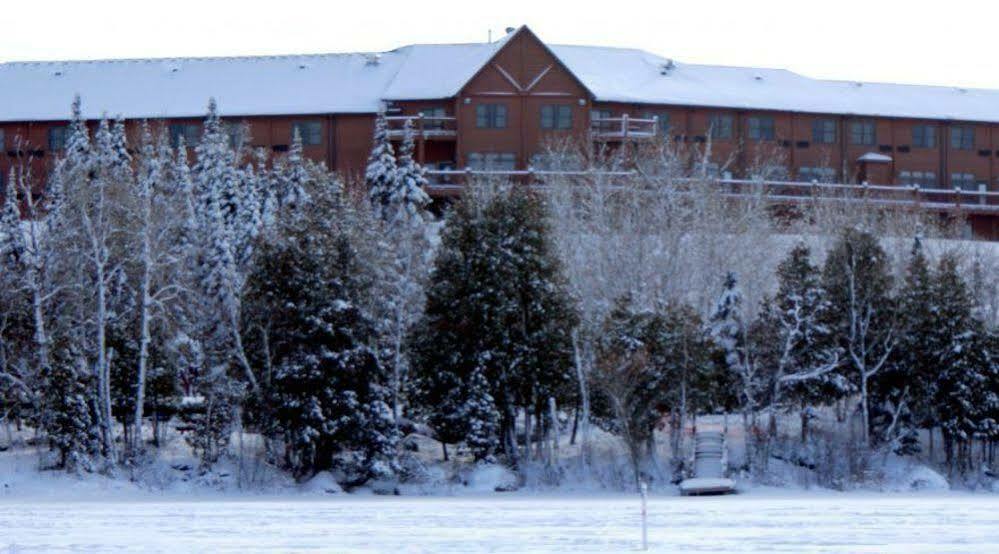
191,99,260,392
410,187,576,466
757,243,841,438
365,110,398,221
244,189,398,483
822,228,896,447
710,273,765,437
388,119,431,226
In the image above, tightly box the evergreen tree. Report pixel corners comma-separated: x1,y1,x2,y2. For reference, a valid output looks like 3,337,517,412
410,188,577,466
710,273,765,435
389,119,431,226
365,110,398,221
889,236,939,452
41,346,99,472
757,243,842,439
822,228,896,447
244,190,398,482
932,253,991,470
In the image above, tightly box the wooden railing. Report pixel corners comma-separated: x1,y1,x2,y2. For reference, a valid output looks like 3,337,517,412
385,114,457,139
590,115,659,140
423,169,999,215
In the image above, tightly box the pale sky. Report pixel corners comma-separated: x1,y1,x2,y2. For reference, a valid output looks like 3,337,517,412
3,0,997,89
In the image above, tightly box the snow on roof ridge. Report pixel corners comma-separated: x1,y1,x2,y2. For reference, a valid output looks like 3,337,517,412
1,51,391,67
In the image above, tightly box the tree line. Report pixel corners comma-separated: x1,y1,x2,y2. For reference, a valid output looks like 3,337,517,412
0,106,996,491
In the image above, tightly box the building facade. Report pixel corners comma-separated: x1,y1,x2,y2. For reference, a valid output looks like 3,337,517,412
1,26,998,236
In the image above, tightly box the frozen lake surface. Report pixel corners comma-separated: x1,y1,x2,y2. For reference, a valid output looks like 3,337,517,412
2,493,997,553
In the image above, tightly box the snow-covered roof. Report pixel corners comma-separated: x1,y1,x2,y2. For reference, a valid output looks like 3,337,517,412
857,152,893,163
3,32,999,124
550,44,999,123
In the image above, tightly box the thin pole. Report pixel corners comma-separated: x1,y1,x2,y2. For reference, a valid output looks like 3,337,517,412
640,481,648,551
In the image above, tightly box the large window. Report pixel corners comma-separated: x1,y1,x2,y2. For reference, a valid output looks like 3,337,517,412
540,105,573,130
169,124,201,148
475,104,508,129
898,170,937,187
951,172,977,190
643,112,671,136
420,107,447,129
292,120,323,146
912,125,936,148
799,167,837,182
850,120,876,145
708,114,733,140
467,152,516,170
950,126,975,150
748,116,775,141
48,126,68,151
812,119,836,144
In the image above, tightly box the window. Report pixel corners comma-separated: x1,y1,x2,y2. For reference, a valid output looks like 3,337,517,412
850,120,876,145
475,104,507,129
0,129,5,151
540,105,573,130
912,125,936,148
747,116,775,141
292,120,322,146
950,126,974,150
467,152,516,170
169,124,200,148
708,114,733,140
951,172,977,190
47,126,68,151
798,167,837,182
812,119,836,144
590,109,613,133
225,123,248,149
898,171,937,187
420,107,447,129
643,112,671,136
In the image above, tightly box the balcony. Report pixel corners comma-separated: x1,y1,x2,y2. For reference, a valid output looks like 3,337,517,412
590,114,659,141
385,114,457,140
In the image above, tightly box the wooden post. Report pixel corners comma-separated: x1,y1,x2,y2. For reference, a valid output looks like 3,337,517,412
622,113,630,139
417,113,426,165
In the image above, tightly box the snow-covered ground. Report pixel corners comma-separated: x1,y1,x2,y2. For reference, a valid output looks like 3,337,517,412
2,492,997,553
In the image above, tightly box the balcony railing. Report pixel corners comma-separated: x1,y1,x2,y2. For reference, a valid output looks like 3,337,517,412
385,114,457,139
422,169,999,215
590,115,659,140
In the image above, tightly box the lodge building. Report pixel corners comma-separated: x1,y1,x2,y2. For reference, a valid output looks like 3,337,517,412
1,26,998,237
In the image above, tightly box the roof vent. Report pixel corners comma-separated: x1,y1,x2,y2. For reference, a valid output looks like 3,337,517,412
956,87,968,93
53,69,64,77
855,82,863,88
505,27,516,34
660,59,676,75
297,63,309,70
754,75,763,81
364,53,382,66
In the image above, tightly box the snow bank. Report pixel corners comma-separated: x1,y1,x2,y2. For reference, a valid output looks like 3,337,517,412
463,463,519,492
299,471,343,495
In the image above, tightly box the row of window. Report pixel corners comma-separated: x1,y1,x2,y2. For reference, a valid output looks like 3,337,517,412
34,121,326,152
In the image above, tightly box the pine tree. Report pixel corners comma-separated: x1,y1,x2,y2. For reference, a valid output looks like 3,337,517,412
757,243,841,439
244,192,398,482
932,253,990,471
888,236,938,453
41,346,100,472
410,187,577,466
822,228,896,447
365,110,398,221
710,273,765,436
389,119,431,226
191,99,259,393
459,366,500,463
